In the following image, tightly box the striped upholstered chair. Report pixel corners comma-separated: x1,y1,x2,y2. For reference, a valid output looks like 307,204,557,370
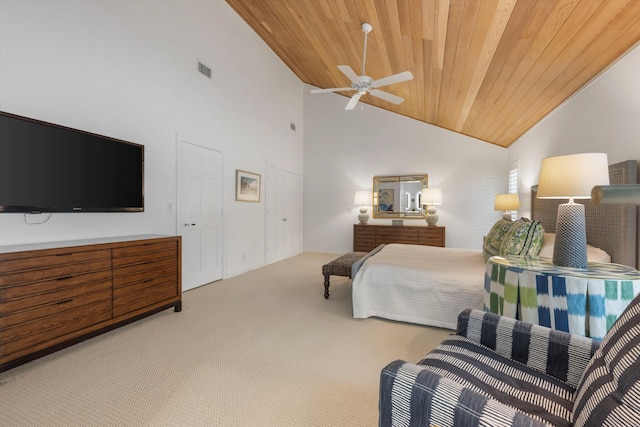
379,292,640,426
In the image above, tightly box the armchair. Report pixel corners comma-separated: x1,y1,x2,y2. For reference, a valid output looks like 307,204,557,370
380,293,640,426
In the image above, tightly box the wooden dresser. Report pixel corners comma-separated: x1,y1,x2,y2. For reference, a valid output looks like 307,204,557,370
0,235,181,372
353,224,445,252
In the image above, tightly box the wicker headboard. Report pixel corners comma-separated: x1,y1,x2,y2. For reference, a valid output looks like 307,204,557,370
531,160,639,269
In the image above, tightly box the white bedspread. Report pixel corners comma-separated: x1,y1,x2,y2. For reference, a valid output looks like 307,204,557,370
352,243,487,329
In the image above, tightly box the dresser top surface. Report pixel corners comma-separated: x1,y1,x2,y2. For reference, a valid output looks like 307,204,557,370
0,234,175,254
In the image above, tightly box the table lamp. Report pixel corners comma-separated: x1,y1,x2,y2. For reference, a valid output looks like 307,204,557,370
494,193,520,220
354,190,371,224
537,153,609,268
421,188,442,226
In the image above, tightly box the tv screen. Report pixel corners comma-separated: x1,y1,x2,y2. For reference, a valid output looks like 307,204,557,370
0,112,144,213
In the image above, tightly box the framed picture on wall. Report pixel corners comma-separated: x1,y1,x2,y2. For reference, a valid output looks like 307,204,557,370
236,169,261,202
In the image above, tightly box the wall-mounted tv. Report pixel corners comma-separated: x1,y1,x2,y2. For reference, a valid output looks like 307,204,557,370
0,111,144,213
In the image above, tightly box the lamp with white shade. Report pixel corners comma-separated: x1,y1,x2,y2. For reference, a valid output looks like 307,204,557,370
354,190,371,224
537,153,609,269
421,188,442,226
494,193,520,220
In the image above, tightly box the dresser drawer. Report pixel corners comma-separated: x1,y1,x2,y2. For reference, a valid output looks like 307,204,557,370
112,248,177,269
0,249,112,274
0,259,112,287
376,228,418,244
113,281,179,317
418,227,445,247
112,240,177,261
112,258,178,288
0,289,112,339
0,301,112,363
0,270,112,300
0,279,112,315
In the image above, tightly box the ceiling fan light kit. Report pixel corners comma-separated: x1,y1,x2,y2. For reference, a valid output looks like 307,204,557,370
310,22,413,110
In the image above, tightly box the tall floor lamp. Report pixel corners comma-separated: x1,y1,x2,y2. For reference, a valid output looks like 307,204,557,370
537,153,609,269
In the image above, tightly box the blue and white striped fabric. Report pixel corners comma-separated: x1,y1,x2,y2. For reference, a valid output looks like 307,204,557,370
379,309,600,427
572,292,640,426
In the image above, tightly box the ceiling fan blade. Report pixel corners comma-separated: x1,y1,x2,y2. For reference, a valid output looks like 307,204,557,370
370,89,404,105
337,65,361,85
310,87,354,94
345,92,364,110
371,71,414,88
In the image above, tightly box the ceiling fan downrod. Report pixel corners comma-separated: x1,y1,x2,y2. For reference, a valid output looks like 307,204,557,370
361,22,372,76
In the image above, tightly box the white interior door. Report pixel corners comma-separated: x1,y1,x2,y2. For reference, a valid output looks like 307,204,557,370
178,139,223,291
266,166,302,264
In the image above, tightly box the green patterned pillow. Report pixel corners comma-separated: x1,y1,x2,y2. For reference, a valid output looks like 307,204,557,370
499,218,544,257
483,219,515,260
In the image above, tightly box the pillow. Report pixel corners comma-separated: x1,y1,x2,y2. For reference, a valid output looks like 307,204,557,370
572,293,640,427
483,219,514,260
498,218,544,257
538,233,612,263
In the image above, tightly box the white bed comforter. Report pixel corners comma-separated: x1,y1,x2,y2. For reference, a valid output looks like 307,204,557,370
352,243,487,329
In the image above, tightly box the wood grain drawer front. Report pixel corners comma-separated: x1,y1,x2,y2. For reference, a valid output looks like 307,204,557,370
0,279,112,316
112,258,178,288
0,290,112,341
0,259,112,287
0,298,112,363
112,248,177,269
0,288,112,330
418,228,445,247
0,249,112,274
354,225,377,252
113,281,178,318
112,240,177,262
376,228,418,244
0,270,112,300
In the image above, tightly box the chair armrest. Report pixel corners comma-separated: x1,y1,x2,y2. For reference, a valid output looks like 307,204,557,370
456,309,599,388
379,360,549,427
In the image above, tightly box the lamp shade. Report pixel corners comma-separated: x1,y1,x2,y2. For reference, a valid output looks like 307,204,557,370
494,193,520,211
421,188,442,205
354,190,371,206
537,153,609,199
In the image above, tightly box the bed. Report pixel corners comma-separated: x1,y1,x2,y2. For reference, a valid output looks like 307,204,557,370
351,160,639,329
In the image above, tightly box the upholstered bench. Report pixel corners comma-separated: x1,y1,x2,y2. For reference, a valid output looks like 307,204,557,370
321,252,367,299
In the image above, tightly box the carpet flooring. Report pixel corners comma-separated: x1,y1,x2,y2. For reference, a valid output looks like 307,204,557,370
0,252,452,426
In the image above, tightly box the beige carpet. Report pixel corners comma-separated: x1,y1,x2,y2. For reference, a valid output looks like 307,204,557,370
0,252,452,426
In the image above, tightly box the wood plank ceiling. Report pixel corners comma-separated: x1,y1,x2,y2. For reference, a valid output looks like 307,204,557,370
225,0,640,148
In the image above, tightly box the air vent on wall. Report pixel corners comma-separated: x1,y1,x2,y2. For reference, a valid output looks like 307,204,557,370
198,61,212,78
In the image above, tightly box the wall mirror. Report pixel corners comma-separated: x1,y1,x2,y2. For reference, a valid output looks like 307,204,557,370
372,175,428,219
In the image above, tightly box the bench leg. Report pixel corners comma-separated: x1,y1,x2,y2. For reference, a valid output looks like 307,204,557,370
323,274,330,299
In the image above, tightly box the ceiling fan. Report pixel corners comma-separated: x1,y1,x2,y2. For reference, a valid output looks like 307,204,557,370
310,22,414,110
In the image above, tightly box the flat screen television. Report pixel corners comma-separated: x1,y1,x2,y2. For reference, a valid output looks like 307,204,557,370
0,111,144,213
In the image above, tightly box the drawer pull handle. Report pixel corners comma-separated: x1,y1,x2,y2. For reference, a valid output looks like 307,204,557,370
56,253,73,257
57,299,73,305
57,276,73,281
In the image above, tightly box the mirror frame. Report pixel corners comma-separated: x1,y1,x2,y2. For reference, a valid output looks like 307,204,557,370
372,174,428,219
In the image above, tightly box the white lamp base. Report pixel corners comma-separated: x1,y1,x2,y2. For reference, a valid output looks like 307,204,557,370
553,202,587,268
358,207,369,224
425,206,438,226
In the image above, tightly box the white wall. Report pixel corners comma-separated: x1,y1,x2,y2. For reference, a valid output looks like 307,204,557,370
509,43,640,216
0,0,304,278
303,86,508,253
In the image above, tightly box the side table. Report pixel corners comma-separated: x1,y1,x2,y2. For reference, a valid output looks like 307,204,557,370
485,256,640,340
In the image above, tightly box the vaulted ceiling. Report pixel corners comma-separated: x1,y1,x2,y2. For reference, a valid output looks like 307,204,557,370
226,0,640,148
